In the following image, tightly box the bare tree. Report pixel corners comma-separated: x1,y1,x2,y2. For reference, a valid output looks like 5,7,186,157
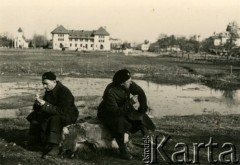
225,21,240,62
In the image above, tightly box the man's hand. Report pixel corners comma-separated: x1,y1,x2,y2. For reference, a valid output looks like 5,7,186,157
35,94,45,106
130,95,138,105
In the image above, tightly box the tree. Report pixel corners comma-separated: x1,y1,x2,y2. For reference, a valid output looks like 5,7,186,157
157,34,171,51
225,21,240,62
158,33,168,40
0,36,13,47
32,34,48,48
226,21,239,49
156,34,202,53
201,37,214,53
188,35,201,53
144,40,149,44
226,21,239,38
178,36,187,51
122,41,131,49
177,35,200,53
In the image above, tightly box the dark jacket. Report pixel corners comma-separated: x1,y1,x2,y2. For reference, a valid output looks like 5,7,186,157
97,81,155,134
27,81,79,126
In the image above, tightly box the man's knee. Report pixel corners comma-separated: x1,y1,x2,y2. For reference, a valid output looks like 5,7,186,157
116,116,127,123
49,115,62,124
29,123,41,136
48,116,63,131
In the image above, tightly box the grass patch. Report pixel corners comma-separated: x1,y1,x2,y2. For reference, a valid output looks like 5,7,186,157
1,49,240,89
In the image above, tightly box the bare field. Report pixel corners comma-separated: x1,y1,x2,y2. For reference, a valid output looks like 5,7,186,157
1,48,240,89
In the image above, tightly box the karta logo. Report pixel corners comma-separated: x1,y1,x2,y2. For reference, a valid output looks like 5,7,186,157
142,136,239,164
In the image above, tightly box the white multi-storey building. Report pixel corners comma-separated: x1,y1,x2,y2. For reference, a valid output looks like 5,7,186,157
51,25,110,51
14,28,29,48
213,32,240,47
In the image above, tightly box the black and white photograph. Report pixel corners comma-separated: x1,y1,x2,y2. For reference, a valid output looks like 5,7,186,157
1,0,240,164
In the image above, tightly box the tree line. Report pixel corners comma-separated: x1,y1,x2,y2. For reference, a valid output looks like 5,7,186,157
149,21,240,56
0,33,51,48
0,35,13,47
28,34,52,48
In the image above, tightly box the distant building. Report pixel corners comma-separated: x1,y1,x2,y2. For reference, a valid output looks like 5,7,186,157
141,43,150,52
51,25,110,51
14,28,29,48
109,38,122,50
235,39,240,47
212,32,240,47
212,33,229,46
137,40,150,52
210,32,240,55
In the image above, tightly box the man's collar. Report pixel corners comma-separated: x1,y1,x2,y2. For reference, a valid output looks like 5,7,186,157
51,81,61,97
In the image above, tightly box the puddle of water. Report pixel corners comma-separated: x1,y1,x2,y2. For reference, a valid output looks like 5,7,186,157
0,109,19,118
1,77,240,117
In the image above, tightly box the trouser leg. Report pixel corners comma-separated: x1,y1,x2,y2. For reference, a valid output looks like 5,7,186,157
42,116,62,157
29,123,41,136
46,116,63,144
115,133,132,160
28,123,43,145
128,119,149,136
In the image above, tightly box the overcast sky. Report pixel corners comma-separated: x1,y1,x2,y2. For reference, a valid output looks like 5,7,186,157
1,0,240,43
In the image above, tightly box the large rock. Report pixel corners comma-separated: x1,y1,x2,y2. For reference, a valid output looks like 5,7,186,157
61,117,129,153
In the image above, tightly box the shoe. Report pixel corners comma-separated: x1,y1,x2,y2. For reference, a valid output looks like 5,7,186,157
120,151,133,160
119,143,133,160
42,143,59,159
115,133,133,160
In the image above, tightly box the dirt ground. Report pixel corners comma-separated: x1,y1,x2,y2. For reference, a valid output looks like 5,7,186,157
1,114,240,165
0,78,240,165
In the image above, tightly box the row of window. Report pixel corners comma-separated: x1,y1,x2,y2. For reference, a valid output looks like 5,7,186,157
69,39,94,42
57,34,105,38
70,43,94,48
55,43,104,50
57,38,106,42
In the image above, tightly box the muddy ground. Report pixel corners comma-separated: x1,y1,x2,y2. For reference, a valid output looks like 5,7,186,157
0,77,240,164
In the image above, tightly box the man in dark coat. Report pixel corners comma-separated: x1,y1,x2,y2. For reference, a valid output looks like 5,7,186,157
26,72,79,158
97,69,155,160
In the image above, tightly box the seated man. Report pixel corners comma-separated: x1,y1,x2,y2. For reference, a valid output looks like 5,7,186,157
97,69,155,160
27,71,79,158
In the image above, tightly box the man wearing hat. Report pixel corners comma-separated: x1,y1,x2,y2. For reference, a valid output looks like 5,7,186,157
26,71,79,158
97,69,155,160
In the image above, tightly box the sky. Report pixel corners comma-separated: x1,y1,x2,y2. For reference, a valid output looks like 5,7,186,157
1,0,240,43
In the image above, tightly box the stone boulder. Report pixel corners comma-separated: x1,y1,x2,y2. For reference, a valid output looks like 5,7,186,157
61,117,130,154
